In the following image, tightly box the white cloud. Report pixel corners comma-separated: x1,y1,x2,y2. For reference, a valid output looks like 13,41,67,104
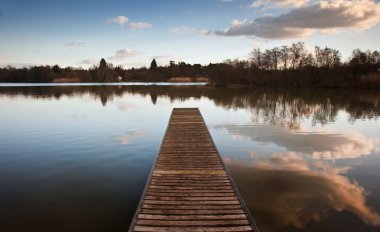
107,16,129,27
221,0,233,2
199,29,215,36
79,59,98,65
250,0,309,9
214,0,380,39
107,16,151,29
64,41,86,47
168,26,198,35
168,26,215,37
128,22,152,29
214,17,313,39
108,49,143,62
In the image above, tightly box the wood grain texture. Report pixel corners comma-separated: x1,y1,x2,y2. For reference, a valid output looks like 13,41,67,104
129,108,258,232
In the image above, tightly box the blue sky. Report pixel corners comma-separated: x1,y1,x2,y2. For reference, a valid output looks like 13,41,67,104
0,0,379,68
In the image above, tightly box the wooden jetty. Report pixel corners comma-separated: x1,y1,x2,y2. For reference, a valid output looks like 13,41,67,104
129,108,258,232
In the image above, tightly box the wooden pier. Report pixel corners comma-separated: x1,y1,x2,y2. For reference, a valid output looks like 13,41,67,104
129,108,258,232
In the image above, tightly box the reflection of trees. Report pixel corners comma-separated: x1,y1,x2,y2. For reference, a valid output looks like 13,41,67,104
0,86,379,125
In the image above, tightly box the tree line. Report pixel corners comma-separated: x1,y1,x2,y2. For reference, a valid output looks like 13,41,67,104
0,42,379,88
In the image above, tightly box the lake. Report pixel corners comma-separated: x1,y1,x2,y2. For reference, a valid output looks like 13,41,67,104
1,84,380,232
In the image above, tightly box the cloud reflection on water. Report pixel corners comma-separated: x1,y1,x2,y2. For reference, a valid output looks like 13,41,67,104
216,124,376,160
113,130,147,145
218,123,380,230
226,153,380,230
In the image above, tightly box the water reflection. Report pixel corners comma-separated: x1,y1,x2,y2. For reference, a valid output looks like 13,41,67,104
1,86,379,124
216,120,380,231
1,85,380,232
216,124,377,160
227,153,380,231
113,131,147,145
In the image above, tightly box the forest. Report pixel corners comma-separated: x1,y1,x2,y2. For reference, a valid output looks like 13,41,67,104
0,42,379,88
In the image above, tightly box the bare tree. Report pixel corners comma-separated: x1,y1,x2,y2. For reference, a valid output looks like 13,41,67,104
280,46,289,70
250,48,262,69
331,49,341,67
372,51,380,64
290,42,308,69
270,47,280,70
262,50,272,70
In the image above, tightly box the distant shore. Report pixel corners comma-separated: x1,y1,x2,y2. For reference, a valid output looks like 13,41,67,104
1,42,379,89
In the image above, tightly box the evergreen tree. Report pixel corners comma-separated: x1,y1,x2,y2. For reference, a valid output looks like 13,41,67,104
150,59,158,70
100,58,107,68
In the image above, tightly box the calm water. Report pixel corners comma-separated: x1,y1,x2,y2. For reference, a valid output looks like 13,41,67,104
1,85,380,232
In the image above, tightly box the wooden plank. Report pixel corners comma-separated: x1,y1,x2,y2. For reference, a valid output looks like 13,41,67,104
137,214,247,220
146,192,236,197
136,219,249,226
134,225,253,232
140,209,246,215
149,178,230,182
129,108,258,232
153,170,226,175
141,204,243,210
143,200,241,205
145,196,237,200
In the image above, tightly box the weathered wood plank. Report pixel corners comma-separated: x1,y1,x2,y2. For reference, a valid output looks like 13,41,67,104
153,170,226,175
136,219,249,226
142,204,243,210
149,182,231,187
137,214,247,220
148,186,233,190
146,192,236,197
140,209,245,215
145,196,238,201
143,200,241,205
147,189,235,193
134,225,253,232
129,108,258,232
150,178,230,182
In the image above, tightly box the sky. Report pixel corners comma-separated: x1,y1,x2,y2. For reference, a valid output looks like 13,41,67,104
0,0,379,69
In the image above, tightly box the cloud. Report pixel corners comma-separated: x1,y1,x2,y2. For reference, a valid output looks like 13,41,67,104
213,0,380,39
221,0,233,2
168,26,198,35
199,29,214,36
214,18,313,39
78,59,98,65
64,41,86,47
128,22,152,29
107,16,129,27
250,0,309,9
226,153,380,229
0,62,41,68
108,49,143,62
152,55,172,60
107,16,151,29
215,124,376,160
168,26,215,37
